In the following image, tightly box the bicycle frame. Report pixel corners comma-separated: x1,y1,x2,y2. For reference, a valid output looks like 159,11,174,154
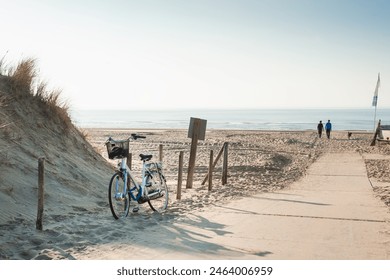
116,156,155,202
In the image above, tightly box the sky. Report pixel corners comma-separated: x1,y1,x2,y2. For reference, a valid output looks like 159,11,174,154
1,0,390,110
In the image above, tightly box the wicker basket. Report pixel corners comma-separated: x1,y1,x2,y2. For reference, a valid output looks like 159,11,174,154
106,139,129,159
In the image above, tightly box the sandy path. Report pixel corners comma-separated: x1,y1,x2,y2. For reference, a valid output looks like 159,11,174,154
74,152,390,260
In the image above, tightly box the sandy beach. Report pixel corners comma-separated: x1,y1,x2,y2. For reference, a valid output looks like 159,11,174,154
2,0,390,268
1,128,390,260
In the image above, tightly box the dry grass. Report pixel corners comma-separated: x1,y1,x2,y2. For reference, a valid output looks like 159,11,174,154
9,58,37,93
0,52,8,75
35,80,72,129
78,128,90,141
0,92,10,129
2,57,73,131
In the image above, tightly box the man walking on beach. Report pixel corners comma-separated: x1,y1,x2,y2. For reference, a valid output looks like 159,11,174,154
325,120,332,139
317,121,324,138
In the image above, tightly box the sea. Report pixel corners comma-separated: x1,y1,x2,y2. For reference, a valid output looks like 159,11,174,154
70,108,390,131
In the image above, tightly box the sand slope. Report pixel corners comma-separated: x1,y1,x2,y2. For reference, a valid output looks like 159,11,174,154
0,75,113,239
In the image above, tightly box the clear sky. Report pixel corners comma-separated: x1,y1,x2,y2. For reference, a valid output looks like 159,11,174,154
1,0,390,110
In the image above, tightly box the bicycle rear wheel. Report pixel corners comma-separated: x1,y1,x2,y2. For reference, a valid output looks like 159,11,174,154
108,171,130,219
146,170,168,212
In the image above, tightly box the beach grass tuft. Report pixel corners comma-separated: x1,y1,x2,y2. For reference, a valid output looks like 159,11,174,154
2,57,72,131
9,58,37,93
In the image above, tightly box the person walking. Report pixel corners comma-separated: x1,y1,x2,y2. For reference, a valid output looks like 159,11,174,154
317,121,324,138
325,120,332,139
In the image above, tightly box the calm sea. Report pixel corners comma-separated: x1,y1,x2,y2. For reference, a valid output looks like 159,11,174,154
70,108,390,131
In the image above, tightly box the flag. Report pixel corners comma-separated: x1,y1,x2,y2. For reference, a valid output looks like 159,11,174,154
372,73,380,107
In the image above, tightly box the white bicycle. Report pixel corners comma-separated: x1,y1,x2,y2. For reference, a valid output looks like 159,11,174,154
105,134,168,219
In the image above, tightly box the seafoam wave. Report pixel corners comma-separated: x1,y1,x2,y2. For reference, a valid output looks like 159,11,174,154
71,108,390,131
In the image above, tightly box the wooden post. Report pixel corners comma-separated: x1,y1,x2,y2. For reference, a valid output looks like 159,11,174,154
159,144,163,162
127,153,132,170
186,119,200,189
201,143,225,185
208,150,213,191
36,157,45,230
177,151,184,200
186,117,207,189
222,142,228,185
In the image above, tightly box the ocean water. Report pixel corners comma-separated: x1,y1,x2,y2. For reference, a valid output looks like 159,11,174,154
70,108,390,131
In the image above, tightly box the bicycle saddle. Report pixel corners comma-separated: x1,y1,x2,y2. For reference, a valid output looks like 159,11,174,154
139,154,153,161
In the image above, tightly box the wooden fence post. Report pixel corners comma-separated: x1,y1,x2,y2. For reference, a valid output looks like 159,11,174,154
222,142,228,185
201,142,227,186
186,117,207,189
36,157,45,230
186,119,200,189
208,150,213,191
127,153,132,170
177,151,184,200
159,144,163,162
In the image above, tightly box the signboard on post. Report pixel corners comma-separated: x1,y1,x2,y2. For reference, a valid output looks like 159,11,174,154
186,117,207,189
188,117,207,140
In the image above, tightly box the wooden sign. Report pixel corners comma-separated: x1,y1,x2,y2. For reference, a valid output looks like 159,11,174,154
186,117,207,188
188,117,207,140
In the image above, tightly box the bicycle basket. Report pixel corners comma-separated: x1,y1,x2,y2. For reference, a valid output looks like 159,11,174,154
106,139,129,159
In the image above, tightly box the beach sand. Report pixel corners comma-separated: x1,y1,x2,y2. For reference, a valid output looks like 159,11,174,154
1,129,390,259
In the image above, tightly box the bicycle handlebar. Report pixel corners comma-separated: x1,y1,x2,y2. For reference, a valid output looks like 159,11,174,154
131,133,146,140
106,134,146,143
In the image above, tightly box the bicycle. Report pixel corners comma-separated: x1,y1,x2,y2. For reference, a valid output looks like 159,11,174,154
105,134,168,219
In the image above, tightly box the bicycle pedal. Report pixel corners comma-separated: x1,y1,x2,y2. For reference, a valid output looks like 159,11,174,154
132,206,139,213
137,196,149,204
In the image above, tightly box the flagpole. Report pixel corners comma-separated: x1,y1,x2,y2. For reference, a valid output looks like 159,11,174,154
372,73,380,131
373,103,377,132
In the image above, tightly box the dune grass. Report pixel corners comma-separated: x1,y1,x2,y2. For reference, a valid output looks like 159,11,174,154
1,57,72,130
9,58,37,93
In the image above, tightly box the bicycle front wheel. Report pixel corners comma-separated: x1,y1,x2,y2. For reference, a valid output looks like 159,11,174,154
147,170,168,212
108,171,130,219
